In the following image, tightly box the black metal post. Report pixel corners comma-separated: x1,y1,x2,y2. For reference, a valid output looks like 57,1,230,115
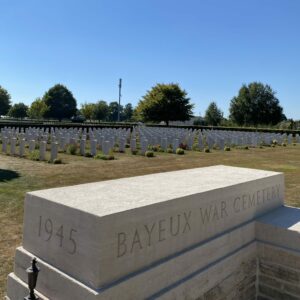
24,258,40,300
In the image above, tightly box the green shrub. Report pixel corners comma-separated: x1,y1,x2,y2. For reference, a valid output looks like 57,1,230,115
282,142,287,147
167,148,173,153
244,146,249,150
131,150,138,155
28,150,39,161
224,146,231,151
204,147,210,153
145,151,154,157
293,143,297,146
176,148,184,155
67,144,78,155
95,154,115,160
152,145,159,152
192,144,200,151
158,148,165,152
53,158,62,164
125,143,130,148
85,152,93,157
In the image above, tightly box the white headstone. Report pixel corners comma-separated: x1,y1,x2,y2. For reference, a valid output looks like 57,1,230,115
50,142,58,162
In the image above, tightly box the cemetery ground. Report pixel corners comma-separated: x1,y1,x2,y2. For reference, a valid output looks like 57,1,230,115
1,145,300,297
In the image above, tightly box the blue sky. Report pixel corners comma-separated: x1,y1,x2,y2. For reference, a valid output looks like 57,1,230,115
1,0,299,118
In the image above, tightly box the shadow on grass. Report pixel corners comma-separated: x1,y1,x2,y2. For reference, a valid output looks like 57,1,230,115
0,169,20,182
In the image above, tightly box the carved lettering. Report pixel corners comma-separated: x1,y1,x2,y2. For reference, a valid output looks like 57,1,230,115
234,197,240,213
248,193,255,208
130,229,143,252
200,206,212,224
117,232,127,257
256,190,261,206
170,215,181,236
158,219,166,242
183,211,192,233
144,223,155,246
221,201,228,218
242,195,247,210
212,205,219,221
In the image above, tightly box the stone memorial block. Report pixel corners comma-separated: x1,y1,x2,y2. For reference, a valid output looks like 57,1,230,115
17,166,283,290
10,165,300,300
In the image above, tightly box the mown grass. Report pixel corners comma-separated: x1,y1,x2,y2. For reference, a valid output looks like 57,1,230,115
1,145,300,297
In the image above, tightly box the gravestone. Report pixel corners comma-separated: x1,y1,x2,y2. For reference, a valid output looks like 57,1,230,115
19,138,25,157
2,137,8,153
80,139,86,156
29,140,36,152
130,138,136,152
90,139,97,156
6,166,300,300
39,141,47,161
10,138,16,156
102,141,110,155
50,142,58,162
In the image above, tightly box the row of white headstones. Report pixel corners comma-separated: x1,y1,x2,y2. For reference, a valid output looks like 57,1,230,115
137,127,299,151
0,126,298,161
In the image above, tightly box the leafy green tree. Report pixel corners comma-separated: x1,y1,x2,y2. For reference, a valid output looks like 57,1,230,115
43,84,77,121
92,100,109,122
8,103,28,119
108,101,123,122
81,103,96,122
123,103,133,121
27,98,49,119
229,82,285,126
136,83,194,125
204,102,223,126
0,85,12,116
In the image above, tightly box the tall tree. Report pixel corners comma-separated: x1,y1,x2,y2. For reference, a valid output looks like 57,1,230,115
123,103,133,121
27,98,49,119
204,102,223,126
43,84,77,121
92,100,109,122
108,101,123,122
81,103,96,122
0,85,12,116
229,82,285,126
8,103,28,119
136,83,194,125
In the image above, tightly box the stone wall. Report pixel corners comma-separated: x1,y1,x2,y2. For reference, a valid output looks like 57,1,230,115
257,243,300,300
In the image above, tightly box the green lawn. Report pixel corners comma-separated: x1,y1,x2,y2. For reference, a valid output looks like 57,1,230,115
1,145,300,297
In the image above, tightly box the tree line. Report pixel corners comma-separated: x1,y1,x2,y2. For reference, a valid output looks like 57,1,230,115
0,81,286,126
